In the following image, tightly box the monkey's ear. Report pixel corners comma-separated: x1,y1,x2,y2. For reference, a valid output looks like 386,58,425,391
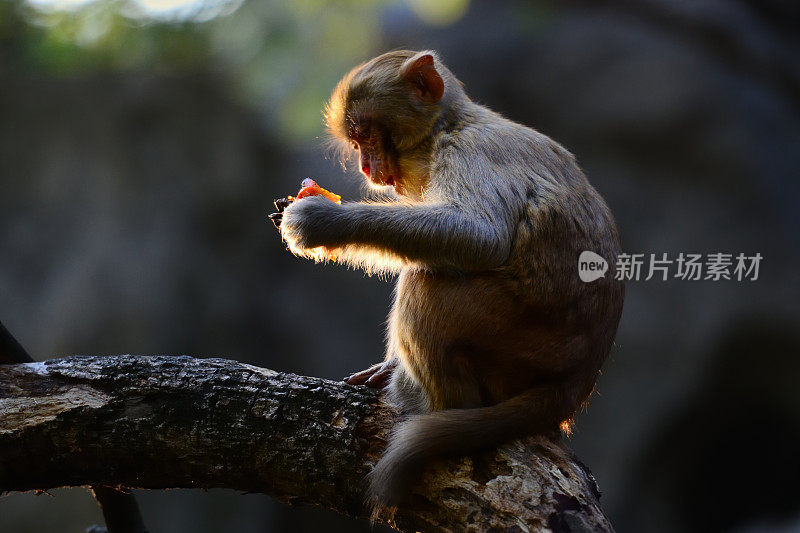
402,54,444,104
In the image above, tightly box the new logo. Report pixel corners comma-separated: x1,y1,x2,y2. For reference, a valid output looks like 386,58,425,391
578,251,608,282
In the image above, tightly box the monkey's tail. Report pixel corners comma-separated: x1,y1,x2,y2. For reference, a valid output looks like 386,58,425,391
367,386,575,511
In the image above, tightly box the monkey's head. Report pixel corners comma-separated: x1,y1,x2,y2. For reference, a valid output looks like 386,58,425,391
325,50,461,200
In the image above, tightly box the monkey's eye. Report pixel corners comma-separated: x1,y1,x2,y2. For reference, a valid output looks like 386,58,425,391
352,122,372,143
351,140,359,151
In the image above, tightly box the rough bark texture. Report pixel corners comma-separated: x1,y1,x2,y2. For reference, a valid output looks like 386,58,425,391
0,356,612,532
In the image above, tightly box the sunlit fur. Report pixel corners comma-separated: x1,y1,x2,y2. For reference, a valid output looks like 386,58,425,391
280,50,624,513
282,196,416,276
324,50,466,200
325,51,444,151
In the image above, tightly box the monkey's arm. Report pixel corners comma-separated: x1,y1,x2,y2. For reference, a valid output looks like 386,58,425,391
280,196,513,271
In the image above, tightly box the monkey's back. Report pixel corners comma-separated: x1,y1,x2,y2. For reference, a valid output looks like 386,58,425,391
394,110,624,414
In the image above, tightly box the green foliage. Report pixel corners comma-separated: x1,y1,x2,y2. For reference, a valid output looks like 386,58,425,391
5,0,470,140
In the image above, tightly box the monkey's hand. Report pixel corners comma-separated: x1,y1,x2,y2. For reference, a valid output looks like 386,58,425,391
343,358,397,389
280,195,343,257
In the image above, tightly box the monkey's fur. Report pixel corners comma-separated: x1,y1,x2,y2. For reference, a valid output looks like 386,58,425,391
280,50,624,510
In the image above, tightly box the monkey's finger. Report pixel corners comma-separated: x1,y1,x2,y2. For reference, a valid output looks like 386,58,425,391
365,369,392,389
273,197,292,212
268,212,283,228
343,365,382,385
343,371,372,385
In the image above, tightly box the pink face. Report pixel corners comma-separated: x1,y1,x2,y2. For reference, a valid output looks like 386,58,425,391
358,147,396,188
350,120,399,190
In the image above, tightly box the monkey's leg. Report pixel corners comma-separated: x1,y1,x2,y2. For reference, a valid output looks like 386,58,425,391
387,363,429,416
436,349,486,410
343,357,398,388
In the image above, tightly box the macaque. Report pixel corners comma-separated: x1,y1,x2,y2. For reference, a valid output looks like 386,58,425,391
279,50,624,509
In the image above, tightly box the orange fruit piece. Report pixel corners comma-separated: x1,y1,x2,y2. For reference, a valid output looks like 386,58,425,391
295,179,341,204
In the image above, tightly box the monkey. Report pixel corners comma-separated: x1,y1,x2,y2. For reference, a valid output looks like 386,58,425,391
278,50,624,509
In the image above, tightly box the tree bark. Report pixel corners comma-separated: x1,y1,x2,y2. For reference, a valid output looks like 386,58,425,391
0,320,148,533
0,356,612,532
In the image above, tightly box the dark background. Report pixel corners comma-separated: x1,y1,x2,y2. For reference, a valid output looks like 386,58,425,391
2,0,799,531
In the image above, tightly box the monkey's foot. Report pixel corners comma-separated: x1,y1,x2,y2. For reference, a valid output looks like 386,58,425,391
343,359,397,389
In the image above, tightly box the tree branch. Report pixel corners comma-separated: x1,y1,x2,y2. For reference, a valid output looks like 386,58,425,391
0,320,148,533
0,321,35,365
0,356,612,532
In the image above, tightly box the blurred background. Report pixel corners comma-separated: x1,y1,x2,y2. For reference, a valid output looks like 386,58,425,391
1,0,799,531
